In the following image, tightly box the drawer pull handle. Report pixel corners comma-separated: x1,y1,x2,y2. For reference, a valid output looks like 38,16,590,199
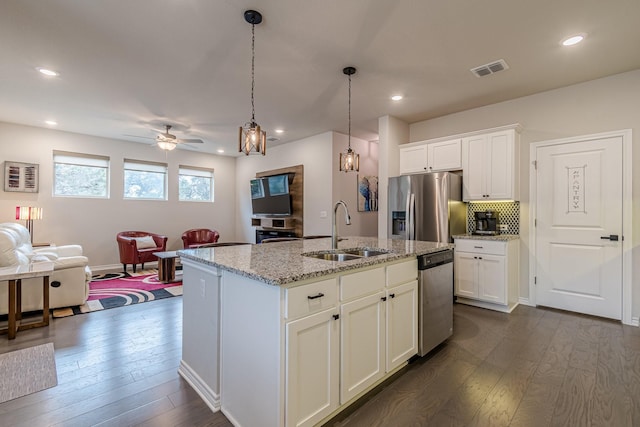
474,246,483,249
307,293,325,300
389,293,396,298
332,314,340,320
381,296,387,301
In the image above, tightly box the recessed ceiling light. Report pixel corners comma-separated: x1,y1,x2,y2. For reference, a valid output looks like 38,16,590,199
44,120,57,126
562,34,586,46
36,67,59,77
217,149,225,154
391,95,403,101
275,129,284,134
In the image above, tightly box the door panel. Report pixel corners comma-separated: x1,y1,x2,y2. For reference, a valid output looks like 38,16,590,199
478,255,506,304
535,137,622,319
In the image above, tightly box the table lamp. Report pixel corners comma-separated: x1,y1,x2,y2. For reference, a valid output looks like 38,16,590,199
15,206,43,243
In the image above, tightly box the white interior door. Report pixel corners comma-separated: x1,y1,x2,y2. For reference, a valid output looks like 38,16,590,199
535,136,623,319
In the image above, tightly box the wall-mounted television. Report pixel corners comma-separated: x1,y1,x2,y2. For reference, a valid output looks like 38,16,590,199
250,174,292,216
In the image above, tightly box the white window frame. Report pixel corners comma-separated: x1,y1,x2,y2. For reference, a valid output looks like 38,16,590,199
123,159,168,201
179,165,215,202
53,151,110,198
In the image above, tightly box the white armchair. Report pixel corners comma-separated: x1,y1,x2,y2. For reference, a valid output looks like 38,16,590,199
0,222,91,314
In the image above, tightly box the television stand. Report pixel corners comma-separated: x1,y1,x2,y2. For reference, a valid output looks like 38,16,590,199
256,229,296,243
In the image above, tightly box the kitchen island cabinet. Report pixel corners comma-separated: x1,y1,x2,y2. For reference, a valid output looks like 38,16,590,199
178,237,450,427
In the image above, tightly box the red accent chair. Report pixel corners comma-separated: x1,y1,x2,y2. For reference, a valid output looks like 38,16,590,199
116,231,168,273
181,228,220,249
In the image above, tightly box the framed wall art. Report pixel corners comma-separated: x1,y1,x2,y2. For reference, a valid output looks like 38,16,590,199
4,161,39,193
357,175,378,212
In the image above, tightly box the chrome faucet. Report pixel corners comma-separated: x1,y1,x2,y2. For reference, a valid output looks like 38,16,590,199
332,200,351,250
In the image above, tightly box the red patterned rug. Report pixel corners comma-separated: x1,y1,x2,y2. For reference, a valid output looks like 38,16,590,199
53,269,182,317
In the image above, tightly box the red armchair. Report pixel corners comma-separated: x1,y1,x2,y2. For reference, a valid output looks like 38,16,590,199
181,228,220,249
117,231,168,273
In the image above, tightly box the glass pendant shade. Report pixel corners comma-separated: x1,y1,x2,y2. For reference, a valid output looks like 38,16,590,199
239,122,266,155
157,141,177,151
339,147,359,172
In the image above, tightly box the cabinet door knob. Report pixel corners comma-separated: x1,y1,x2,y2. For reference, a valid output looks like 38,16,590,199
332,314,340,320
381,296,387,301
307,293,324,300
389,293,396,298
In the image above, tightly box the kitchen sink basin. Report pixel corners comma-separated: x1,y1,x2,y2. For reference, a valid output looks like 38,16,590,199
342,248,389,257
302,247,390,262
304,252,362,262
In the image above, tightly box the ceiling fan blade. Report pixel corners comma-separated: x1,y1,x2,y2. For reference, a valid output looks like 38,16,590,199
123,133,155,140
178,138,204,144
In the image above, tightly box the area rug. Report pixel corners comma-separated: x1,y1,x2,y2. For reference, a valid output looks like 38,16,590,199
53,269,182,317
0,343,57,404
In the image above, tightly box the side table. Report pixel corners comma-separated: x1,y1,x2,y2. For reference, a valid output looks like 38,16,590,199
153,251,180,283
0,262,54,340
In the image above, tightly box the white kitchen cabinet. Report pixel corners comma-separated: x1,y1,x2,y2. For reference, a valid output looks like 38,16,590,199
454,238,519,312
340,259,418,403
286,307,340,427
385,280,418,372
399,145,429,174
340,291,385,403
461,129,520,201
399,139,461,174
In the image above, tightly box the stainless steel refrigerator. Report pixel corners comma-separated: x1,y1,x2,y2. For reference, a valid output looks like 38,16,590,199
388,172,465,242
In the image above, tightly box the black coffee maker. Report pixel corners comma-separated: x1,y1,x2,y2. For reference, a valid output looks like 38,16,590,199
474,210,499,235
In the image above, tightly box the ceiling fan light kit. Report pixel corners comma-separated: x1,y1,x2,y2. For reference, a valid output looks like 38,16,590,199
239,9,267,156
154,124,204,151
339,66,359,172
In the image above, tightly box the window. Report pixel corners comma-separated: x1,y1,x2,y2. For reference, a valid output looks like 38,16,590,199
54,152,109,198
179,166,214,202
124,160,167,200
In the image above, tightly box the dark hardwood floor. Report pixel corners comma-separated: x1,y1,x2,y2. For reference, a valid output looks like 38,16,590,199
1,297,638,426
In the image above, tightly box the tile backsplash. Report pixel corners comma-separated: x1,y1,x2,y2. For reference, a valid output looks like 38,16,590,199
467,201,520,235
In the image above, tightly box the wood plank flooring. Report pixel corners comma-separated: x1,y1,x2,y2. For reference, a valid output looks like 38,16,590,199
1,298,638,426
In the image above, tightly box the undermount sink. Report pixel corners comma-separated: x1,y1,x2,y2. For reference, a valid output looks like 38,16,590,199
302,247,391,262
304,253,362,262
341,249,389,257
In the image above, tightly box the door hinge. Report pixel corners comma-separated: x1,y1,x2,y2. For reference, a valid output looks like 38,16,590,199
534,218,537,227
532,160,537,170
534,276,537,285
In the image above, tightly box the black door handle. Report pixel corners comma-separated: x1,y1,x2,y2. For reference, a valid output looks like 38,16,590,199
601,235,619,241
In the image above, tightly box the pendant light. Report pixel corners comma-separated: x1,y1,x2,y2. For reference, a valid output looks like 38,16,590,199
239,9,266,156
339,66,359,172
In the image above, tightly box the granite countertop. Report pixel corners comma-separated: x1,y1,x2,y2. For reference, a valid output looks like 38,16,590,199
452,234,520,241
178,236,453,287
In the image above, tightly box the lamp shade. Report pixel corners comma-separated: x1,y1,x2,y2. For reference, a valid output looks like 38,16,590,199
16,206,43,220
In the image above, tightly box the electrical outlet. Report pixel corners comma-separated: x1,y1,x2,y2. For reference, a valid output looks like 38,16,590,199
499,224,509,231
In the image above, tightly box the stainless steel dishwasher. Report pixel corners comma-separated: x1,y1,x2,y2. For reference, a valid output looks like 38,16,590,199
418,249,454,357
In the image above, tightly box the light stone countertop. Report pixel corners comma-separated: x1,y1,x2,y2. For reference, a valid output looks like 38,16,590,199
178,236,453,287
453,234,520,241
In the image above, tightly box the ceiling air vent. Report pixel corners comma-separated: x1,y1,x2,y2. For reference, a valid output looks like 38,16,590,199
267,136,279,142
470,59,509,78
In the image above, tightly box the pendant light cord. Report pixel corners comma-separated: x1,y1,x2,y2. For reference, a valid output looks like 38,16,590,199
251,22,256,123
348,72,351,149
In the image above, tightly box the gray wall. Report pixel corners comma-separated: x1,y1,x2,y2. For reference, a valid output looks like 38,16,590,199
408,69,640,319
0,121,237,270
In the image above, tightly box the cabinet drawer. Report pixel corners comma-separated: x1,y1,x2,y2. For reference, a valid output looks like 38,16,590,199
285,278,338,320
386,259,418,288
340,267,385,301
455,239,506,256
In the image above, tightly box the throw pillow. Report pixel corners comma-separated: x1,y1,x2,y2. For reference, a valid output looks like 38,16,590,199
134,236,156,249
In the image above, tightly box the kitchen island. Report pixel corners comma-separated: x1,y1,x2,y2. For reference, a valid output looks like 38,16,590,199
178,237,453,427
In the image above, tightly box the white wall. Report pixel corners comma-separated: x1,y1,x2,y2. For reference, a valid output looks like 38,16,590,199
332,132,379,237
0,121,237,269
235,132,334,242
409,69,640,317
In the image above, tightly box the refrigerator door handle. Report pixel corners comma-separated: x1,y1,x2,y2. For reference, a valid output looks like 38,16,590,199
408,193,416,240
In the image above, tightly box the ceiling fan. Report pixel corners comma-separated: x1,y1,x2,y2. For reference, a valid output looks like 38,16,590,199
154,125,204,151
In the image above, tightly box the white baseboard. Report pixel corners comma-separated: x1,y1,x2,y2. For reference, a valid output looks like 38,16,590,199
178,360,221,413
518,297,534,307
631,317,639,327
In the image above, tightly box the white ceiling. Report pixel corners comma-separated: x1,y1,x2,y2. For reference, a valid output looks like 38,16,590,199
2,0,639,155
